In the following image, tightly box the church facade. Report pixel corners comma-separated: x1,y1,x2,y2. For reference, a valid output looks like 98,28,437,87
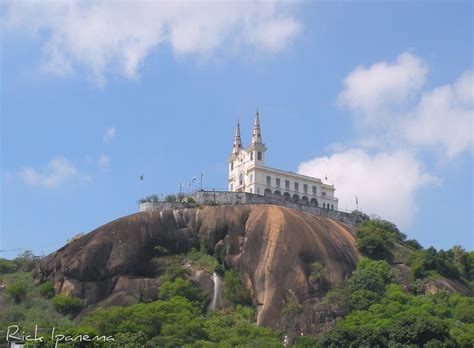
228,111,338,210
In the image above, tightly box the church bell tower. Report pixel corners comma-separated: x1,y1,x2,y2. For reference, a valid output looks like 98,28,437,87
247,110,266,165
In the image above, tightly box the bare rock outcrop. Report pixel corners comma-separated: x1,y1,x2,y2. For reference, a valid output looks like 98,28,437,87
33,205,360,329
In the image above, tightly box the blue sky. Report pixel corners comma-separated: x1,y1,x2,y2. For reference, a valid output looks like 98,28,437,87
1,1,472,259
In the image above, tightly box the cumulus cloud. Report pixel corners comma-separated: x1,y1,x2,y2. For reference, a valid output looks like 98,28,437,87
402,71,473,158
103,127,116,143
337,52,473,159
97,155,110,170
19,157,90,188
298,53,472,228
298,149,438,228
337,52,427,127
2,1,301,84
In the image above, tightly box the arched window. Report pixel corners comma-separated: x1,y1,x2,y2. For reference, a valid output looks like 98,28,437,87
239,173,243,185
257,151,262,161
323,203,326,209
251,152,254,161
331,204,334,210
231,161,234,170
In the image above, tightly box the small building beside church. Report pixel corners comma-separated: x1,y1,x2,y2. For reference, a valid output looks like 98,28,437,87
228,111,338,210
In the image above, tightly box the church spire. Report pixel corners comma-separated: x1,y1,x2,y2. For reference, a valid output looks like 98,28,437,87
232,120,242,153
251,109,263,144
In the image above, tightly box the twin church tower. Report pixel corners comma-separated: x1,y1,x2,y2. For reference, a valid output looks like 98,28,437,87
227,111,338,210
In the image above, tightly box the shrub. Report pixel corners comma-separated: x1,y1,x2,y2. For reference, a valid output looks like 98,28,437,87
223,269,251,306
52,295,84,317
356,232,392,260
6,280,28,303
388,315,451,346
158,278,207,309
282,296,303,316
347,258,394,310
185,248,219,273
0,258,17,274
13,250,39,272
405,239,423,250
407,247,461,280
164,194,177,203
39,281,55,299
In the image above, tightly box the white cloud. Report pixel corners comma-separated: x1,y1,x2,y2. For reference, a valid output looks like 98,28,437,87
337,52,427,127
402,71,473,158
97,155,110,170
298,149,438,228
103,127,116,143
19,157,89,188
337,51,473,159
2,1,301,84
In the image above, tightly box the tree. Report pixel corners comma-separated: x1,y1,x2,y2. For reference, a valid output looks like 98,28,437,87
158,278,207,310
223,269,251,306
164,194,177,203
0,258,17,273
52,295,84,317
388,315,451,346
39,281,55,299
6,280,28,303
356,232,392,260
347,258,394,310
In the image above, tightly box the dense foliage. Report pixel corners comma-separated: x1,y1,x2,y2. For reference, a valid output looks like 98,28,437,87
80,278,278,347
52,295,85,317
407,246,474,282
222,269,252,306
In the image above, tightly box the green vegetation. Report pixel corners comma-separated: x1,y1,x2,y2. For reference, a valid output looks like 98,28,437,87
52,295,85,317
355,219,406,260
320,284,474,347
39,281,55,299
223,269,252,306
315,219,474,347
185,248,220,273
407,246,474,281
0,271,73,336
80,276,277,347
138,194,160,204
164,194,177,203
6,279,28,303
282,295,303,316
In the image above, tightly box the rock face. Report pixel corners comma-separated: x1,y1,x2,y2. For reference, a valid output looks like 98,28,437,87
33,205,360,329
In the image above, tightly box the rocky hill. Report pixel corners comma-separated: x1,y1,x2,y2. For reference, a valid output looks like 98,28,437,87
33,205,360,330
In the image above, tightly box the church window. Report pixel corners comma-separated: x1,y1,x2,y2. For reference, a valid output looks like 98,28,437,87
251,152,254,160
285,180,290,189
239,174,243,185
257,151,262,161
294,182,299,192
312,186,317,195
303,184,308,193
266,176,271,185
276,178,281,188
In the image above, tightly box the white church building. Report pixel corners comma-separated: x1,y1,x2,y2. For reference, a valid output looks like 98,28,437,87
228,111,338,210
